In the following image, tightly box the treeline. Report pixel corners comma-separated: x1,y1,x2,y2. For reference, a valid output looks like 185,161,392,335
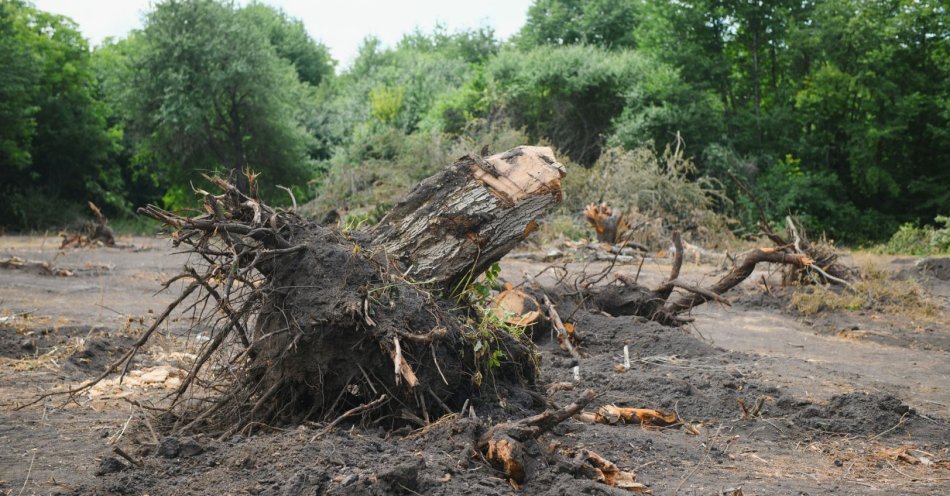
1,0,947,243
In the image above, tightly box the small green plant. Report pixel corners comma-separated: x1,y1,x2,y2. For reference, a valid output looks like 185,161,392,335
369,85,406,124
875,216,950,256
457,261,536,388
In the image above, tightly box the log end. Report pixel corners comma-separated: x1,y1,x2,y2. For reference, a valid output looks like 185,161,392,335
473,146,565,204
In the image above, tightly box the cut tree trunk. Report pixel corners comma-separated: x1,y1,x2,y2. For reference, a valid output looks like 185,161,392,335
372,146,565,294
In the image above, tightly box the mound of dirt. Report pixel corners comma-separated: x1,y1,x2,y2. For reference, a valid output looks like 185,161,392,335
0,324,131,364
66,336,137,373
794,392,914,435
917,257,950,281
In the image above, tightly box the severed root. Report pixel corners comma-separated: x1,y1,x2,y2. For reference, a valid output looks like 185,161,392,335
576,405,678,427
564,448,651,493
540,293,581,363
491,286,543,327
486,436,527,486
477,391,653,492
479,389,596,484
0,256,73,277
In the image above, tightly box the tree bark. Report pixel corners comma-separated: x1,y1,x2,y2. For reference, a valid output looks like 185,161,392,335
371,146,565,294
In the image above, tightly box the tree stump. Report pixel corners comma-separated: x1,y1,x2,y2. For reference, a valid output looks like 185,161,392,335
131,147,566,435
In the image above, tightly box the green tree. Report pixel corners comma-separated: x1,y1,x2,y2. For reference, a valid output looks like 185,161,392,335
517,0,640,49
484,45,689,165
0,1,116,228
129,0,314,202
0,0,38,171
792,0,949,226
238,3,335,87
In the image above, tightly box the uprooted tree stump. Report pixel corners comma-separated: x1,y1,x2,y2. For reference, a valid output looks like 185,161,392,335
60,201,116,248
83,146,566,437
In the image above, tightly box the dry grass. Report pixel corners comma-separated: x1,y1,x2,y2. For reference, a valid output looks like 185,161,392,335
790,263,941,320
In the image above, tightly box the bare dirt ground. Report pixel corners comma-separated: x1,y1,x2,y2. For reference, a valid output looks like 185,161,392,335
1,235,948,495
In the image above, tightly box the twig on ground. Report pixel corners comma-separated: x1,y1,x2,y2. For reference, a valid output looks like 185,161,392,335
310,394,389,441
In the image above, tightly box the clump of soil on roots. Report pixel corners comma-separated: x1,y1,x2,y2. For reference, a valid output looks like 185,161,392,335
215,225,539,434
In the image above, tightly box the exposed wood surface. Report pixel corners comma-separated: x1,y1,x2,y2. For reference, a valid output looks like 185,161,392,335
372,146,565,294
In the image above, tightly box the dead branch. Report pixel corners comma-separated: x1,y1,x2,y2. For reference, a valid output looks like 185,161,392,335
664,248,812,314
654,231,683,301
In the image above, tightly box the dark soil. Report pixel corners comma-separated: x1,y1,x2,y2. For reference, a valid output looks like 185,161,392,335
2,240,949,495
794,393,914,435
0,324,133,374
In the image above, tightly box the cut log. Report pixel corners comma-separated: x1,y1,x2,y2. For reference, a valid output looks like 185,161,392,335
371,146,565,294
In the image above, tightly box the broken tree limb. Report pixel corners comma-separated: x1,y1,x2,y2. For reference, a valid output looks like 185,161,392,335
654,231,683,301
371,146,565,295
575,244,816,326
663,248,813,314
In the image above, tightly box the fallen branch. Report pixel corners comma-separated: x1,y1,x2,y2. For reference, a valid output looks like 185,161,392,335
664,248,812,314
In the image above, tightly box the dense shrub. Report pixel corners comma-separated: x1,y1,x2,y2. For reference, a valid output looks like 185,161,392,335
875,217,950,256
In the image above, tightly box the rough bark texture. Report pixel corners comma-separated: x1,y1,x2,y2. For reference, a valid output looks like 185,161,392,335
372,146,565,294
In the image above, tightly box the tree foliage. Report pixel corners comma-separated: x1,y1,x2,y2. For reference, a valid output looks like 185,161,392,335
126,0,317,205
0,0,114,227
1,0,947,244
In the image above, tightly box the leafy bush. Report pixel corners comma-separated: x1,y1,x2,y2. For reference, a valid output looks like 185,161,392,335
875,216,950,256
717,153,898,244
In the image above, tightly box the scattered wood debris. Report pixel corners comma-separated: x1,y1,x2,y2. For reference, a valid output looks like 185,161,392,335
60,201,116,248
0,256,73,277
